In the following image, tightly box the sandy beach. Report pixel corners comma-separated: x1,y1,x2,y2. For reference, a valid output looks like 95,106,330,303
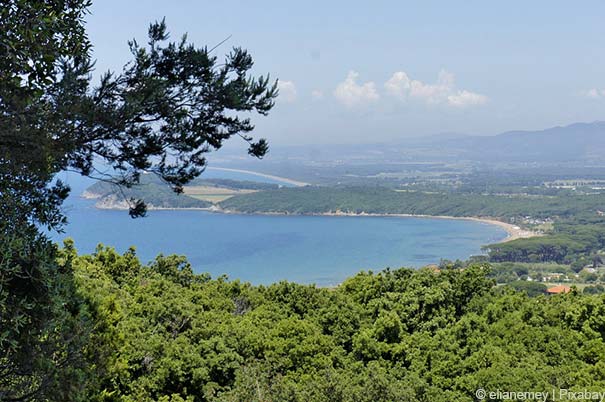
463,217,538,242
285,211,539,243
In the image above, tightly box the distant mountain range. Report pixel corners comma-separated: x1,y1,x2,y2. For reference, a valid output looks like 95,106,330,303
428,121,605,163
213,121,605,169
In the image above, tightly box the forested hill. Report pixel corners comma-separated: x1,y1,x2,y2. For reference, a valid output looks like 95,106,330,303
55,244,605,400
84,178,213,210
219,186,605,218
83,175,282,210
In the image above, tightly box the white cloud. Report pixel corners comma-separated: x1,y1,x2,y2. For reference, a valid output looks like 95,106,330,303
582,88,605,99
334,71,380,107
384,71,411,100
311,89,324,100
447,90,489,107
277,80,297,103
385,70,488,107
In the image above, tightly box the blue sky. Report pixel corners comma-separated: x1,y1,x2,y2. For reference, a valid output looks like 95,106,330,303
86,1,605,145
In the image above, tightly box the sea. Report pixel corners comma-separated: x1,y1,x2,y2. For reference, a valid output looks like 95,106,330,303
49,169,507,286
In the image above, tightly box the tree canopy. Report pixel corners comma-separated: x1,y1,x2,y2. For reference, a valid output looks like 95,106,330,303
47,244,605,401
0,1,277,399
1,2,277,225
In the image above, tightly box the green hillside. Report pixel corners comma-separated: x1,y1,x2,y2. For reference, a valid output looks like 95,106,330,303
45,243,605,401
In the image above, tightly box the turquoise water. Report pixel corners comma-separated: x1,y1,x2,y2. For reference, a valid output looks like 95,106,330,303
50,172,507,286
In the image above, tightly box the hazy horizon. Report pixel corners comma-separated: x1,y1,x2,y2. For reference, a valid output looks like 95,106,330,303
87,1,605,146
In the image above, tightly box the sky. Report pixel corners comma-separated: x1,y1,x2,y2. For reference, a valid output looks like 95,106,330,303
86,0,605,146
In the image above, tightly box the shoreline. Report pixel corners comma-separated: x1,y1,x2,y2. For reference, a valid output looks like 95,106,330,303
220,210,537,243
85,197,537,244
206,167,309,187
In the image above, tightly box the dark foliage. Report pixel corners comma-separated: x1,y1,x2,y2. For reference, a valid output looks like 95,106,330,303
0,1,277,399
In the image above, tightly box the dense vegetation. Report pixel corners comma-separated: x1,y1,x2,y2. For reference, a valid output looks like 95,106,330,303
86,179,211,209
37,243,605,401
0,1,278,399
220,186,605,219
486,214,605,264
192,179,280,191
4,1,605,400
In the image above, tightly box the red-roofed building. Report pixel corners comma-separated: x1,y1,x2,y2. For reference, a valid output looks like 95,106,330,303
546,285,571,294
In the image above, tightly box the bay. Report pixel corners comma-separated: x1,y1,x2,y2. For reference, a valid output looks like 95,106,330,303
49,172,508,286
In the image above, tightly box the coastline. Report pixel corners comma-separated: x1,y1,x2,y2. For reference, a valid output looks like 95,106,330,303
222,210,537,243
462,217,537,242
206,167,310,187
84,196,537,244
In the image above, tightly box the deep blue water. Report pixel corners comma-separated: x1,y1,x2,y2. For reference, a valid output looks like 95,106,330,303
50,172,507,286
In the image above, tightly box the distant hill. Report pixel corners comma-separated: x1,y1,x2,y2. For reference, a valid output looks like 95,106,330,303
194,121,605,186
434,121,605,163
